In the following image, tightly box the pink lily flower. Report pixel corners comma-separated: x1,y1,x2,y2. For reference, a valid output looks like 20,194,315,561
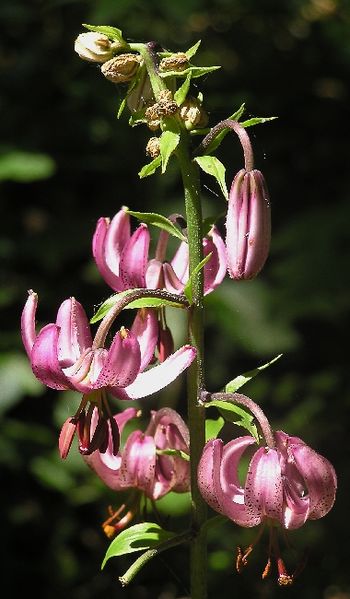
92,207,227,295
84,407,190,500
21,290,196,456
198,430,336,585
226,168,271,280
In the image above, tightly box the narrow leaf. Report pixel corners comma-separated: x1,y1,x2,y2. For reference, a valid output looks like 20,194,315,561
101,522,175,568
126,210,186,241
160,65,220,79
138,155,162,178
204,400,259,442
185,40,201,59
82,24,125,44
174,73,191,106
159,129,180,173
183,252,212,303
240,116,278,128
156,448,190,461
90,290,186,324
117,97,126,119
225,354,283,393
194,156,228,200
205,416,225,441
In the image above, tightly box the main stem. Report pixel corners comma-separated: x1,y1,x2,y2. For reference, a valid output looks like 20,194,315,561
176,137,207,599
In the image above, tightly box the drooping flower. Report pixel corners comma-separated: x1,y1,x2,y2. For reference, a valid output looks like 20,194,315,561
85,407,190,499
92,207,227,296
84,407,190,536
198,429,336,585
225,168,271,280
21,290,196,456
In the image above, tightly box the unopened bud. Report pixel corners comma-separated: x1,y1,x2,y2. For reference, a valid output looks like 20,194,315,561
225,169,271,280
179,97,208,131
146,137,161,158
145,91,178,130
159,52,189,72
74,32,114,63
101,53,141,83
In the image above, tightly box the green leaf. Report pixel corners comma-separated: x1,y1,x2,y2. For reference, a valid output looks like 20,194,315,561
90,290,186,324
117,97,126,119
82,23,125,44
194,156,228,200
240,116,278,128
225,354,283,393
159,120,180,173
205,416,225,441
185,40,201,59
174,73,192,106
183,252,212,303
0,150,56,182
205,400,259,442
138,155,162,178
156,448,190,461
126,210,186,241
101,522,176,568
160,65,220,79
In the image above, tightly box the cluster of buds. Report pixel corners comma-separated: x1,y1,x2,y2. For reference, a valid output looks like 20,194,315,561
144,90,179,131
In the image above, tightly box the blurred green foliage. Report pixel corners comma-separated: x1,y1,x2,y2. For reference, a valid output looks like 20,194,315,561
1,0,349,597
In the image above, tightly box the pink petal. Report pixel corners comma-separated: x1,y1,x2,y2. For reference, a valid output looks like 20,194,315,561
198,439,228,516
147,407,190,448
244,170,271,279
94,328,141,389
245,446,284,523
104,208,131,274
170,241,189,283
131,308,158,371
291,443,337,520
122,345,196,399
226,169,247,279
119,430,156,495
92,217,125,291
163,263,185,294
203,226,227,294
56,298,92,368
31,324,73,390
120,224,150,289
145,259,164,288
21,289,38,356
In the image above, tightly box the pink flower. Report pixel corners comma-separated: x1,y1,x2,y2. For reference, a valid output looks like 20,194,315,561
226,169,271,280
198,430,336,584
92,207,227,295
21,290,196,456
84,407,190,501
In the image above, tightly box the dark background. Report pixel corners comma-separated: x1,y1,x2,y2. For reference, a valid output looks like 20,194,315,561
1,0,349,597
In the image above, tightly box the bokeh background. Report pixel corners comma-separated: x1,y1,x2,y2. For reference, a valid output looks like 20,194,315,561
1,0,349,597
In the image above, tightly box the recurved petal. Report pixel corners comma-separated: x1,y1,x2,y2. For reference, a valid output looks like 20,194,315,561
31,324,73,390
291,443,337,520
56,298,92,368
94,328,141,389
162,263,185,294
119,430,156,495
203,226,227,294
147,407,190,448
21,289,38,356
170,241,189,283
245,446,284,523
198,439,227,515
92,217,125,291
104,208,131,273
122,345,196,399
120,224,150,289
131,308,158,371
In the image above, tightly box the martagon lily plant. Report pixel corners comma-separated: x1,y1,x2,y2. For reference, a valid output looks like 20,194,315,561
20,23,337,598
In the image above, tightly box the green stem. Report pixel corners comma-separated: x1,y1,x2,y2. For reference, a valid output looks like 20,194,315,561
176,136,208,599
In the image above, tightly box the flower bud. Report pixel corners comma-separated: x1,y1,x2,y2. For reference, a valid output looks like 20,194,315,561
179,97,208,131
101,53,141,83
145,137,161,158
159,52,189,72
74,32,114,63
225,169,271,280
